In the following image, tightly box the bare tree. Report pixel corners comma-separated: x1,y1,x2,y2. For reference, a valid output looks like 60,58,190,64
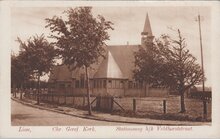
134,29,203,113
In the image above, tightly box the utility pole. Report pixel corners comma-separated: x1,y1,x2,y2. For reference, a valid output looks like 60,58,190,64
196,14,207,120
197,14,205,92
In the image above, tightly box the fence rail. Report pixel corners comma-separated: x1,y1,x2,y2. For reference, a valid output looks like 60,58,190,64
12,89,212,120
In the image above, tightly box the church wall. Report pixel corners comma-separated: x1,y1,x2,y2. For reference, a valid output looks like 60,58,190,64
123,80,145,97
49,81,169,98
106,88,124,97
92,88,107,96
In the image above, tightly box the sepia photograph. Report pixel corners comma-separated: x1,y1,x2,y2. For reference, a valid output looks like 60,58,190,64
0,1,220,138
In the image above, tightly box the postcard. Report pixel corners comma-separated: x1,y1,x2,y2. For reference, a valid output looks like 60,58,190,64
0,0,220,138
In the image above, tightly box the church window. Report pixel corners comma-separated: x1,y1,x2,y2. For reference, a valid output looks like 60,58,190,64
108,80,112,88
97,80,99,88
116,80,118,88
112,80,116,88
120,81,124,89
100,80,102,88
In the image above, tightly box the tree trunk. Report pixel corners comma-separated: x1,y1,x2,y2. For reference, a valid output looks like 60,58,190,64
37,75,40,105
180,91,186,113
13,84,16,98
85,66,92,115
20,84,23,100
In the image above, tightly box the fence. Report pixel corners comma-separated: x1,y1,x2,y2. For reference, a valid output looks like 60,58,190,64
12,89,212,121
24,92,97,108
113,97,211,120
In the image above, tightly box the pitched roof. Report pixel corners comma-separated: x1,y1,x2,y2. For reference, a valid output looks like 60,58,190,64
93,50,125,79
107,45,139,79
49,45,140,81
142,13,153,36
48,65,72,82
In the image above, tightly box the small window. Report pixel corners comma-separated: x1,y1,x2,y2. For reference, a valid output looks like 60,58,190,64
112,80,116,88
115,80,119,88
108,80,112,88
120,81,124,89
98,80,101,88
96,80,99,88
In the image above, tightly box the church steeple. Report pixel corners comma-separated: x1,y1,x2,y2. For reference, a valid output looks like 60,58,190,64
141,13,154,46
142,13,152,36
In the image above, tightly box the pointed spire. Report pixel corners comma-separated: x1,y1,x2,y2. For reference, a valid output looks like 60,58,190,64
142,13,152,36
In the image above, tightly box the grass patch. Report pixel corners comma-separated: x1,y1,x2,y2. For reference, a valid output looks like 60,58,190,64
111,109,211,122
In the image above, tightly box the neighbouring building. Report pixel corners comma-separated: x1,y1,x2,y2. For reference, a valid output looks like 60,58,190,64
48,14,169,97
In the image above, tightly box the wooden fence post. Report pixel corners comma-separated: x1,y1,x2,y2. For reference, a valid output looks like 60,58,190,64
96,96,100,110
111,97,114,112
133,99,136,113
163,100,166,114
203,100,207,120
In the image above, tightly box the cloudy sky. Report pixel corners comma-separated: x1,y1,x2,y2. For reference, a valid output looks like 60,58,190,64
11,6,211,87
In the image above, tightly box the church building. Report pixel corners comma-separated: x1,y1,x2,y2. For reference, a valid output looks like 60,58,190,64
48,14,169,97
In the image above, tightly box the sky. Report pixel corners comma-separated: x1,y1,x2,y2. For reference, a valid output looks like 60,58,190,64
11,6,211,87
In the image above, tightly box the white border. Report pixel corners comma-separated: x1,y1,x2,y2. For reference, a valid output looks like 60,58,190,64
0,1,220,138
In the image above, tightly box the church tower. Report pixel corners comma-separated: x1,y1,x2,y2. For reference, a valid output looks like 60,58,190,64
141,13,154,46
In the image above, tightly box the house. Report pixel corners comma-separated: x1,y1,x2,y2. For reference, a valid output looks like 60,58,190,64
188,86,212,100
48,14,169,97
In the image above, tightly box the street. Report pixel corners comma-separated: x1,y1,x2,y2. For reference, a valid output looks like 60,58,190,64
11,100,128,126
